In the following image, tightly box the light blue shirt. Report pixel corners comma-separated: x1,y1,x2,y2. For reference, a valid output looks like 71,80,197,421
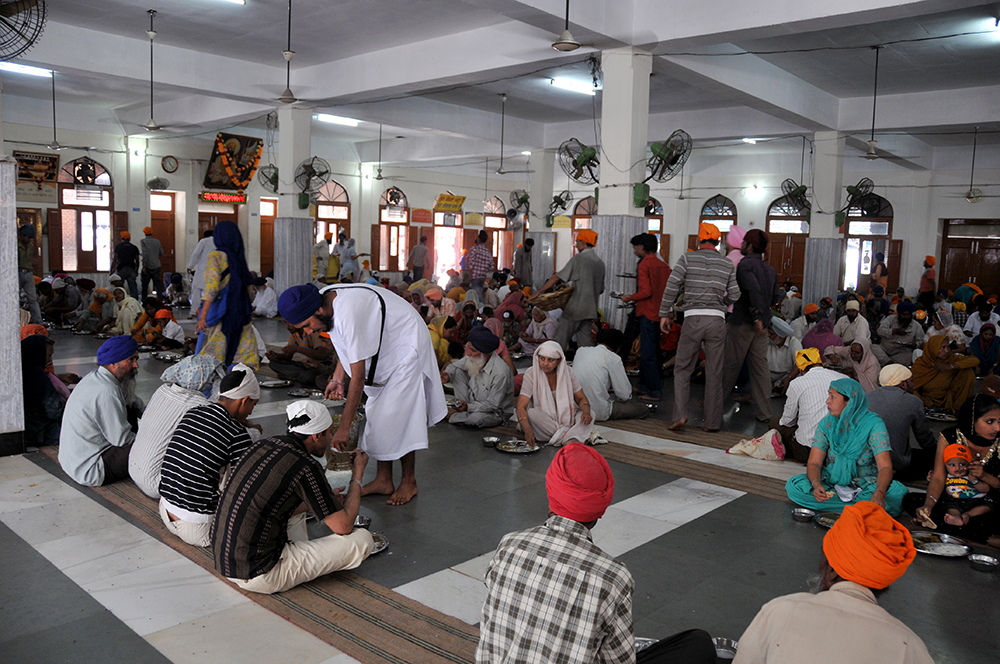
572,345,632,422
58,367,135,486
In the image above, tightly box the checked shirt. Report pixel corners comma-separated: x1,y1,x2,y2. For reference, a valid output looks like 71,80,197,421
477,515,635,664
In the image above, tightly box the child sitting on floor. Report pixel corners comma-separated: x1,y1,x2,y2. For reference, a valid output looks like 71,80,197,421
940,443,994,527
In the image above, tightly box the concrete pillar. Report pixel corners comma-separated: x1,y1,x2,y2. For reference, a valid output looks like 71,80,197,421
593,215,647,331
529,149,555,238
810,131,846,240
599,47,652,216
274,107,313,294
0,157,25,454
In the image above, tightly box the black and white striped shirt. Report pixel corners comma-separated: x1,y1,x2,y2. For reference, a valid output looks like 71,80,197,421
158,403,252,522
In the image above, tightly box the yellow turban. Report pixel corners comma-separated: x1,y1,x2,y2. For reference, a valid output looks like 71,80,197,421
795,347,821,371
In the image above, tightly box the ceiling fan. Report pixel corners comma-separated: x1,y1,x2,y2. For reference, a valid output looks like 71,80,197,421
964,126,983,203
143,9,162,131
44,71,95,152
278,0,297,103
374,123,384,180
862,46,881,161
494,94,533,175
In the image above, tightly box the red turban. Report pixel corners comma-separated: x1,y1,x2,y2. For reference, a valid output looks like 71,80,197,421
20,324,49,340
546,443,615,523
823,502,915,590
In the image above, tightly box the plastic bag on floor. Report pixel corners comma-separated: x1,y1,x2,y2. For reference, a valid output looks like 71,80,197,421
727,428,785,461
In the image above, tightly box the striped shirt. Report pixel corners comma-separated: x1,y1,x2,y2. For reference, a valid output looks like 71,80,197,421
659,248,740,317
158,403,252,522
477,516,634,664
779,366,842,447
212,434,342,580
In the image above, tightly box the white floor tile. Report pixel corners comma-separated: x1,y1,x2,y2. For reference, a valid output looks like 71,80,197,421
315,654,364,664
84,557,248,636
612,478,744,525
394,568,488,625
0,495,124,544
0,455,48,482
590,507,679,558
146,602,341,664
0,473,84,514
451,550,495,582
39,527,185,587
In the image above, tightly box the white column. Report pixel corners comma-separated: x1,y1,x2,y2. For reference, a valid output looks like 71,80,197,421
599,47,652,216
809,131,845,239
274,106,313,294
0,156,24,453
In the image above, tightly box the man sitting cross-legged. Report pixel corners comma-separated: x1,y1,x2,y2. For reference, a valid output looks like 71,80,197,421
477,443,716,664
59,335,143,487
265,321,335,388
442,326,515,428
573,328,649,421
735,501,933,664
157,365,259,547
212,400,374,594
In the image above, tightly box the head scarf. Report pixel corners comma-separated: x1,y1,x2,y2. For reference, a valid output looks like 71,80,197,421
801,318,842,362
19,223,35,237
427,315,453,339
278,284,323,325
494,290,526,324
468,326,500,354
120,231,131,239
873,285,885,297
219,363,260,400
803,303,819,315
212,221,253,366
744,228,767,252
936,310,954,328
20,324,48,340
910,335,950,390
525,307,557,341
878,364,911,387
576,229,598,246
726,224,746,250
483,317,504,341
324,231,334,240
51,278,66,289
896,301,916,315
823,502,915,590
522,341,577,431
845,338,880,393
943,443,973,464
76,278,95,291
143,226,153,235
816,378,887,487
447,286,466,303
97,335,138,365
698,223,721,242
771,316,794,338
21,335,51,404
546,442,615,523
161,354,223,393
981,374,1000,399
409,287,427,310
286,400,333,436
795,347,821,371
463,288,482,309
925,255,936,267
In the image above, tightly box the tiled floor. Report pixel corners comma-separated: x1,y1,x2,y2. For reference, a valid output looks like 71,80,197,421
3,315,999,664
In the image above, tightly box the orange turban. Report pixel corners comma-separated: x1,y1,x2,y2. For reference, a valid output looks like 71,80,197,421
924,255,936,266
154,309,173,319
804,303,819,315
943,443,972,464
324,231,333,240
698,222,721,242
120,231,131,239
823,502,915,590
362,259,370,269
20,324,49,340
546,443,615,523
576,229,598,246
143,226,153,235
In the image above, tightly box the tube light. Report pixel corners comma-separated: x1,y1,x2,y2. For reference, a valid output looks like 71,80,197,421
521,150,531,156
0,62,52,77
550,78,595,96
315,113,359,127
742,138,758,145
222,0,246,4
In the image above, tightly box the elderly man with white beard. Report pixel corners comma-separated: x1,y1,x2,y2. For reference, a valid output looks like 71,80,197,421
59,335,145,486
442,327,515,428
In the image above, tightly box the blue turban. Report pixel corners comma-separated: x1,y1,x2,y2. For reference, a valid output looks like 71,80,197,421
873,285,885,296
897,301,916,314
19,224,35,238
278,284,323,324
97,335,138,365
467,326,500,354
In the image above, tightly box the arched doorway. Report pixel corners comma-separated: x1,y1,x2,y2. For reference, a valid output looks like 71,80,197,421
374,186,410,272
842,193,898,292
765,194,810,290
688,194,737,252
51,157,120,273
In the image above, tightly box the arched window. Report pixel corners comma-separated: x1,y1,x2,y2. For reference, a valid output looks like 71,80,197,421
573,195,597,230
645,196,670,261
484,196,505,215
315,179,351,243
59,157,113,187
379,186,408,209
843,193,894,291
766,196,809,235
374,186,410,272
53,156,116,272
699,194,736,233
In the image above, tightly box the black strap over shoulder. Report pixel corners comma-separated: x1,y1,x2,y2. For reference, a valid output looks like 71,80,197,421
325,285,386,386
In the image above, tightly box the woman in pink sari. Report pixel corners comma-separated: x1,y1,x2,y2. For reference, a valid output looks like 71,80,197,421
494,290,526,324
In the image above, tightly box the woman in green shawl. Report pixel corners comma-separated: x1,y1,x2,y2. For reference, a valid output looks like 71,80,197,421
786,377,908,516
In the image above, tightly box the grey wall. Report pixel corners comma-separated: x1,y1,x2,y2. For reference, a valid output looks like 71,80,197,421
592,215,648,330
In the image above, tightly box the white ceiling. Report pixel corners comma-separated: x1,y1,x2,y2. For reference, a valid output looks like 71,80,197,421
2,0,998,170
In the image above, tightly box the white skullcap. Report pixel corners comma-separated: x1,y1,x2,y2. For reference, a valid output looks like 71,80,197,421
879,364,912,387
286,400,333,436
219,363,260,400
51,278,66,289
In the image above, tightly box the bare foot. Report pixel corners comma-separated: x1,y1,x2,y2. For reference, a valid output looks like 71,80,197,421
943,512,964,526
387,479,417,506
361,478,394,497
667,419,686,432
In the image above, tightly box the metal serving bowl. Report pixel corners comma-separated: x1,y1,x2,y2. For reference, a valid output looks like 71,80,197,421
969,553,998,572
354,515,372,530
713,637,738,659
482,436,500,447
791,507,817,523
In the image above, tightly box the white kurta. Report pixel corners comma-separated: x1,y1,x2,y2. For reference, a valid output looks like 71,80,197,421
321,284,447,461
187,236,215,292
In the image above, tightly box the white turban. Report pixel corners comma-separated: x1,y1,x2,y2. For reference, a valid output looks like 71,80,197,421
879,364,912,387
219,363,260,400
286,400,333,436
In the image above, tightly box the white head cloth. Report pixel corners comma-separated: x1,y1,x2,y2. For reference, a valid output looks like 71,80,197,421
219,363,260,400
522,341,577,429
286,400,333,436
879,364,912,387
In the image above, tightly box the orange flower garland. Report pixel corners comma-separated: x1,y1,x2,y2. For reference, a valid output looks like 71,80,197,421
215,134,262,193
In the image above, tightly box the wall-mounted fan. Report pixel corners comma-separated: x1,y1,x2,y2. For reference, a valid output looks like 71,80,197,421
509,189,530,215
780,178,811,211
548,190,573,216
645,130,691,182
834,177,875,225
385,186,405,206
0,0,46,60
146,177,170,191
257,164,279,193
294,156,330,208
558,138,600,185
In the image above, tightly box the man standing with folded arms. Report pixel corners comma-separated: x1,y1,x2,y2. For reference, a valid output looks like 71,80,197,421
659,223,740,431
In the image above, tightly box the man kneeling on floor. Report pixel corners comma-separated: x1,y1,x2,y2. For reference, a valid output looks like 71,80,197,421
157,365,259,547
734,501,933,663
477,443,716,664
212,400,374,594
442,326,514,428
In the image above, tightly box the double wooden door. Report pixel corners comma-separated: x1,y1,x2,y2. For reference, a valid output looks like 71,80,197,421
941,238,1000,293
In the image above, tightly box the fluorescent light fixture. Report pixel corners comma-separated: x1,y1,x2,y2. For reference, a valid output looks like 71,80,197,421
521,150,531,156
550,78,595,96
742,138,758,145
222,0,246,4
315,113,359,127
0,62,52,77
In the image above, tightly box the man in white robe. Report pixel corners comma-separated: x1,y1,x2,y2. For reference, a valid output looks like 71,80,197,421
278,282,447,505
251,278,279,317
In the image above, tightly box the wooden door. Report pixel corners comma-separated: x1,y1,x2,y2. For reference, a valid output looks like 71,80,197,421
886,239,903,293
659,234,670,265
941,239,974,293
764,233,787,280
198,212,236,237
786,235,807,290
687,234,698,251
259,217,274,276
975,239,1000,291
47,208,61,272
150,212,175,275
17,208,43,274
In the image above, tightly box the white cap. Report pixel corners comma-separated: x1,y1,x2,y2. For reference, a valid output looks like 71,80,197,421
286,400,333,436
219,363,260,400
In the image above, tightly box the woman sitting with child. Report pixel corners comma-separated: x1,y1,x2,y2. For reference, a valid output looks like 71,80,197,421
786,377,908,516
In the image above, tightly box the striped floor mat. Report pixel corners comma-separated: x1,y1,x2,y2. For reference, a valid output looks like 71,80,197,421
36,447,479,664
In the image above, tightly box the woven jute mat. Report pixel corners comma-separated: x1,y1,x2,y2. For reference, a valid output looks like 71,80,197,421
36,447,478,664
